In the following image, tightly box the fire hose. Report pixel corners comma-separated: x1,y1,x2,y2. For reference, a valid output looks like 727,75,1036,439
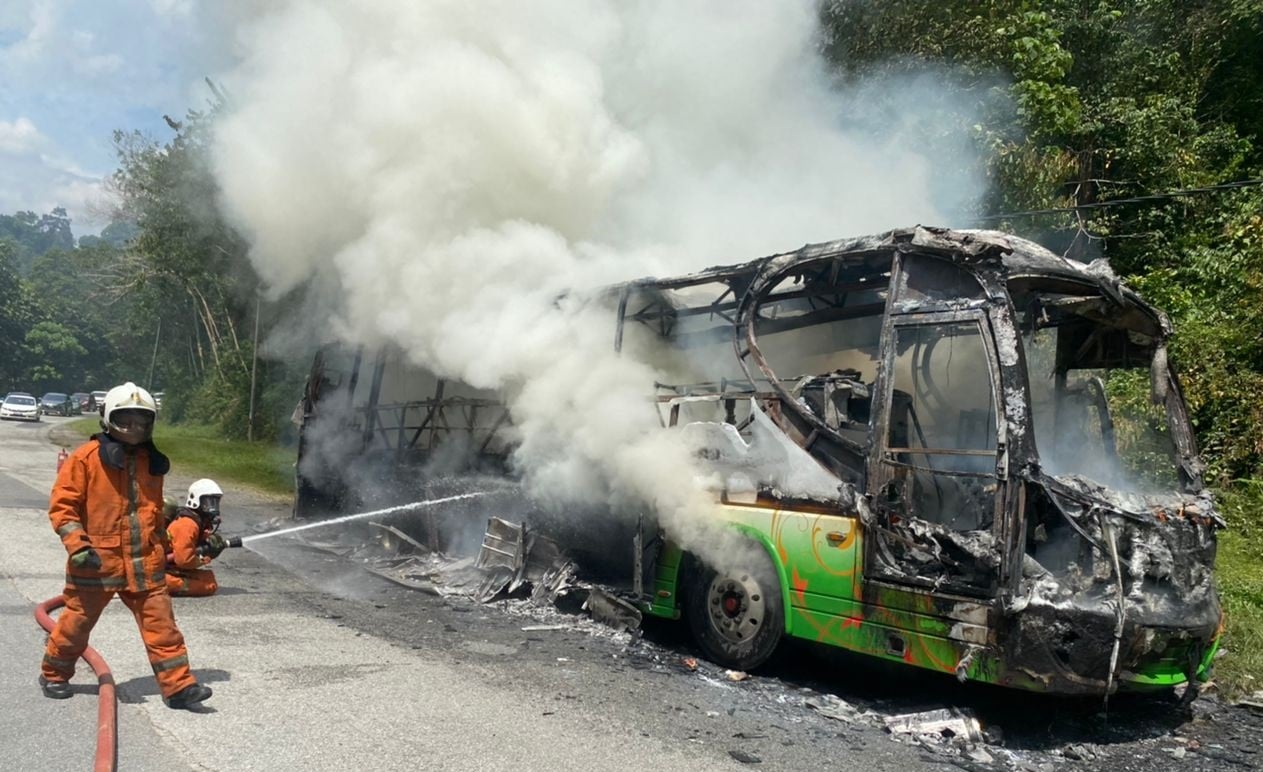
25,495,470,770
30,541,244,772
35,596,117,772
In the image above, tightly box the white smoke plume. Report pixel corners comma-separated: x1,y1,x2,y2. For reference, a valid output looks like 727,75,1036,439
210,1,983,565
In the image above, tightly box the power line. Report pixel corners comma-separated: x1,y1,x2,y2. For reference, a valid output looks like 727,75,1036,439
974,177,1263,222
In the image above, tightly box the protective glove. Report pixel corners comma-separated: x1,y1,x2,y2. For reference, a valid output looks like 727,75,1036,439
202,533,228,559
69,547,102,570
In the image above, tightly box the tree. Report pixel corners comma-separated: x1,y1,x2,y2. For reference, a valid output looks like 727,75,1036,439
0,208,75,273
0,242,40,390
23,321,88,391
25,245,118,389
820,0,1263,479
103,110,279,438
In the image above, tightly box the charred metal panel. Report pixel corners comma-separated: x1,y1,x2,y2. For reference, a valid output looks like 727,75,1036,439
294,346,514,522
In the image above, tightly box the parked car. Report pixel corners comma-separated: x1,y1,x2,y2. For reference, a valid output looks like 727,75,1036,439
153,391,165,411
71,392,92,412
39,392,76,416
0,394,40,422
90,390,108,413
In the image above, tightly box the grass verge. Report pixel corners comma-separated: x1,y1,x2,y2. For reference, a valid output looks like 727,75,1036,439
1214,480,1263,700
61,418,295,497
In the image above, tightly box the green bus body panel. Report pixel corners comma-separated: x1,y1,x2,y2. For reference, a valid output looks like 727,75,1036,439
649,542,684,620
644,503,984,677
641,502,1210,692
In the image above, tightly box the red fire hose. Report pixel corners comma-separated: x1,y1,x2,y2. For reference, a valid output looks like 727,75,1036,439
35,596,118,772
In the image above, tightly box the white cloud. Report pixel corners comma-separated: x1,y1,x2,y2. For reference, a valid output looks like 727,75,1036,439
1,2,59,64
76,52,124,76
0,116,47,154
148,0,194,18
0,144,105,230
0,1,237,234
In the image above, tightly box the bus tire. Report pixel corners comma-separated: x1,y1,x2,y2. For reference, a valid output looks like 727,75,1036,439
684,548,784,671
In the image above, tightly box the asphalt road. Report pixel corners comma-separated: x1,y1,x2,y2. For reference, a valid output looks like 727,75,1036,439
2,415,1257,771
0,416,944,771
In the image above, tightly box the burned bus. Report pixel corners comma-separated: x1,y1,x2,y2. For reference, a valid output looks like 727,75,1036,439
295,226,1221,696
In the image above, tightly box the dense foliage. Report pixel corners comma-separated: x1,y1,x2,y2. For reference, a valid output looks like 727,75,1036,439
0,209,74,273
822,0,1263,482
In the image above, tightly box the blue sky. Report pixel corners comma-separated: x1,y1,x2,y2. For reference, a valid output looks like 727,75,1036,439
0,1,235,234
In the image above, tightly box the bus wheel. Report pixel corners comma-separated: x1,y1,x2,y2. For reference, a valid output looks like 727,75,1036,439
685,549,784,671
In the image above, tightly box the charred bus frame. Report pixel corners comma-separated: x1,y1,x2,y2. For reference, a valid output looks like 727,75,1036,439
295,226,1221,696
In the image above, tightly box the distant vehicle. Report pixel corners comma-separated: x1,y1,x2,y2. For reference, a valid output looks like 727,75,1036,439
71,392,92,412
39,392,76,416
90,390,108,413
0,394,40,422
153,391,165,411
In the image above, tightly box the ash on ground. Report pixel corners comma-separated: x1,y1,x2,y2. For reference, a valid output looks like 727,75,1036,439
274,516,1262,772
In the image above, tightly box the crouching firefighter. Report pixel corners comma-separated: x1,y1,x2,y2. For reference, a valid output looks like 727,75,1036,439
165,479,230,597
40,382,212,710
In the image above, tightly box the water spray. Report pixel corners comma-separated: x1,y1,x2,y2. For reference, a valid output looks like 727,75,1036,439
238,492,491,545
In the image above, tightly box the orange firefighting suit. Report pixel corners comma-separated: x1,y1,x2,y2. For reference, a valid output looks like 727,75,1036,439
165,510,219,597
42,434,197,699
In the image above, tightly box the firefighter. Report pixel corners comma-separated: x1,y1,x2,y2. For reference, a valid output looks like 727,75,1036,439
164,479,229,596
40,382,212,709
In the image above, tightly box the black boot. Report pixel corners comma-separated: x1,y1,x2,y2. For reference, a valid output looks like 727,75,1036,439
166,683,213,709
38,675,72,699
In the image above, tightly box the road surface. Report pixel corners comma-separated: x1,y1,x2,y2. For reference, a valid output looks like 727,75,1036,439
0,415,1257,771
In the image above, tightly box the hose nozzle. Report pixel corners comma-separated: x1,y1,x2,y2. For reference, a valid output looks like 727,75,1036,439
226,536,243,549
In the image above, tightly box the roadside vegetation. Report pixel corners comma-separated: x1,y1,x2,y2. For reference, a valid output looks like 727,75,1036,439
1214,482,1263,700
64,417,294,497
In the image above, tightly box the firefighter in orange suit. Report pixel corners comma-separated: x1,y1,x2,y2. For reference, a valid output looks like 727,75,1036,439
40,382,212,709
165,479,228,597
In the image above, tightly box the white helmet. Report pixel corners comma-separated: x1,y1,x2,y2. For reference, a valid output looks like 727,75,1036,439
185,478,223,511
101,382,158,445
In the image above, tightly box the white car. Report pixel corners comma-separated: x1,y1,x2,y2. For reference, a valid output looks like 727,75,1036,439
0,394,41,422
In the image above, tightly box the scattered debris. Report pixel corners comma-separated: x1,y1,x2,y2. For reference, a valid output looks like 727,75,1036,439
521,625,566,632
728,750,762,764
725,669,749,682
982,725,1004,745
682,658,698,671
1237,690,1263,711
362,558,441,594
884,708,982,744
474,517,576,604
805,693,866,724
964,746,994,764
368,521,431,554
1061,743,1096,761
583,587,643,633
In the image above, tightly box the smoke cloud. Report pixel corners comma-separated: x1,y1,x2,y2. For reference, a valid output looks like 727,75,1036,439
209,1,984,565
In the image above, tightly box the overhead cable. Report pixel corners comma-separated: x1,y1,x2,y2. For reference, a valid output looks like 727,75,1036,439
974,177,1263,222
